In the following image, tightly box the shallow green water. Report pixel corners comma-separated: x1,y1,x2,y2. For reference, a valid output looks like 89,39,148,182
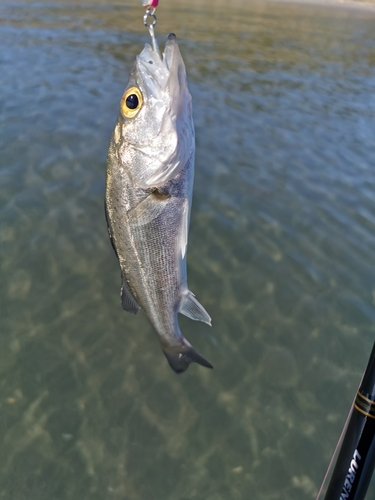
1,0,375,498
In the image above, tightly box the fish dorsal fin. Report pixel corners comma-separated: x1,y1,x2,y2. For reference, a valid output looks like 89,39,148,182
121,278,141,314
179,200,189,259
179,290,211,326
127,191,169,227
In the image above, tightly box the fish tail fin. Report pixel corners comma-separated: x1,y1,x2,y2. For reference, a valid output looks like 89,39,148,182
162,340,213,374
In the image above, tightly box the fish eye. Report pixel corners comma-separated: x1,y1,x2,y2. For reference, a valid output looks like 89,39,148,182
126,94,138,109
120,87,143,119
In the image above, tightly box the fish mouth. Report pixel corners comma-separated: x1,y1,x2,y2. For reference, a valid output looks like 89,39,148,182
136,33,188,100
163,33,182,73
127,33,193,188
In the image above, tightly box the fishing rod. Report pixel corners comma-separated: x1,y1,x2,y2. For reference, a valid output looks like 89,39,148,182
316,342,375,500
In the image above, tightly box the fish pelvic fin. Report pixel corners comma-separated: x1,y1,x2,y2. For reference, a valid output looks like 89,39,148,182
180,290,212,326
162,340,213,374
121,277,141,314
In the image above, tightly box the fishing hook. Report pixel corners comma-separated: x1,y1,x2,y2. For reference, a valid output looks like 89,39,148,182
143,5,159,54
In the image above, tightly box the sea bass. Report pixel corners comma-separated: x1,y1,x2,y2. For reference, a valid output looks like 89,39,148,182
105,33,212,373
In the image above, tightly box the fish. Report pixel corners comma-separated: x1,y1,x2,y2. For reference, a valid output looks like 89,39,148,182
105,33,213,374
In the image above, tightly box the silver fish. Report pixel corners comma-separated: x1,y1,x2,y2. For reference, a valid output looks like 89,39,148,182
105,33,212,373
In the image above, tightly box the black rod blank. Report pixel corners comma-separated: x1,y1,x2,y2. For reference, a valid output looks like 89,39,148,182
317,342,375,500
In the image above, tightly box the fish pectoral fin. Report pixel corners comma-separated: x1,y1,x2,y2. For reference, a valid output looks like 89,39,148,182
127,191,170,227
121,278,141,314
179,290,212,326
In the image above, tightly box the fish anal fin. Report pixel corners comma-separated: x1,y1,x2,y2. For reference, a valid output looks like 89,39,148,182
180,290,212,326
121,278,140,314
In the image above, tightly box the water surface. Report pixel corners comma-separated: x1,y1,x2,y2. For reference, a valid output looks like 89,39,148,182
1,0,375,499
